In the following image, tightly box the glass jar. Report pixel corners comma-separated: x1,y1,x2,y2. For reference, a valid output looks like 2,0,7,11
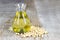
12,3,31,34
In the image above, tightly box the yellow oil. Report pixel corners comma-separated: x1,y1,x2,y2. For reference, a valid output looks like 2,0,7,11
12,11,31,33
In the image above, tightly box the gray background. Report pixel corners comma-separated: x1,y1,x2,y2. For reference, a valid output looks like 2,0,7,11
0,0,60,40
35,0,60,40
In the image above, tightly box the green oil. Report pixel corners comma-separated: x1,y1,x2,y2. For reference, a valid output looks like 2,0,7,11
12,11,31,34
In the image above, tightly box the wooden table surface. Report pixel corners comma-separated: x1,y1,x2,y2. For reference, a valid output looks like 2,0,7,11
0,0,60,40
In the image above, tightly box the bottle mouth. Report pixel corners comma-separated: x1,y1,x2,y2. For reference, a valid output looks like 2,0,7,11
16,3,26,11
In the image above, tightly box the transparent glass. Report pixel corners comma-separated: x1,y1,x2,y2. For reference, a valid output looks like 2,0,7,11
12,3,31,33
0,0,48,40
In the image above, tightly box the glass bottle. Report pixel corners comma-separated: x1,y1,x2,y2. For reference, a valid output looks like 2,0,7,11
12,3,31,34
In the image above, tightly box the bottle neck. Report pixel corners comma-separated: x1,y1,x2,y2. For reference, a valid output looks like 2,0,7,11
16,8,23,11
16,3,26,11
15,3,26,17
